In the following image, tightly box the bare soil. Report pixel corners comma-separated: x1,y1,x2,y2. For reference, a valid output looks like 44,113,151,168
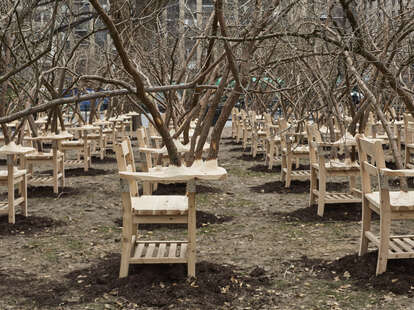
1,128,414,309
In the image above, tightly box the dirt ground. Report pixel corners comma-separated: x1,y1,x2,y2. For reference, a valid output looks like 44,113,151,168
1,128,414,309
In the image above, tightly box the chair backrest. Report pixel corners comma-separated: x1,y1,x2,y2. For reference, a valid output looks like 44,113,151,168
356,134,386,195
404,113,414,145
114,137,139,197
306,123,322,165
136,127,149,148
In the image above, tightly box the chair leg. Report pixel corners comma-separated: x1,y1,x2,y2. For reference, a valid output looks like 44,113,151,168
309,167,317,207
349,175,356,193
8,182,15,224
359,198,372,256
60,159,65,187
376,210,391,275
143,182,152,195
268,141,274,169
119,192,133,278
187,192,196,278
405,147,410,168
88,145,92,168
252,136,257,157
281,154,286,182
317,170,326,217
21,175,28,217
53,160,59,194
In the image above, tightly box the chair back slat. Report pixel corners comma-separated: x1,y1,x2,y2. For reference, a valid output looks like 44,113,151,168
404,113,414,145
115,137,139,197
356,134,385,195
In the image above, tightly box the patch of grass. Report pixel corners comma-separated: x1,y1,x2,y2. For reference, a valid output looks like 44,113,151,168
196,193,210,205
226,198,255,208
44,249,59,263
296,278,396,309
227,167,270,178
66,238,84,251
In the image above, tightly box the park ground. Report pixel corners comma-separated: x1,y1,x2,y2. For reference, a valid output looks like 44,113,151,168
1,128,414,309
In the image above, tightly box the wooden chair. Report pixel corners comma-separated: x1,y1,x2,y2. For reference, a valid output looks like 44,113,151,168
281,131,310,187
59,138,91,172
231,108,238,139
235,109,243,143
240,110,252,150
404,113,414,169
356,134,414,275
250,112,267,158
0,156,28,224
85,128,107,160
115,138,193,278
25,141,65,194
307,124,361,217
265,117,284,169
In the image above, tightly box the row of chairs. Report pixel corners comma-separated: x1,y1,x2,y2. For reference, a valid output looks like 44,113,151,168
232,108,414,275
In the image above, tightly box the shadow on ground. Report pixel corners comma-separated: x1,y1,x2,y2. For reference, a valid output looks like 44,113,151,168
271,203,375,223
92,156,117,164
0,215,66,236
64,168,116,177
114,210,233,230
247,164,281,173
236,153,264,162
26,186,82,198
250,180,351,194
153,183,222,195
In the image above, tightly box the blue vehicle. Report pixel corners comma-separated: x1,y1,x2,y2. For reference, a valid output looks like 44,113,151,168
63,88,109,111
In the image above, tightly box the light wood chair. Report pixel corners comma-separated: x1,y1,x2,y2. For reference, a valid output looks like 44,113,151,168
356,134,414,275
250,112,267,158
265,117,285,169
0,156,28,224
307,124,361,217
25,142,65,194
404,113,414,169
240,110,252,150
281,131,310,187
235,109,243,143
231,108,239,139
59,139,91,172
115,138,193,278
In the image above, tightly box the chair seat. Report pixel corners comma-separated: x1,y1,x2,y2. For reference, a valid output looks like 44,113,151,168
406,143,414,149
131,195,188,215
103,129,113,133
0,169,26,179
365,191,414,211
87,134,100,139
61,140,85,147
25,151,62,160
283,145,309,154
312,160,360,171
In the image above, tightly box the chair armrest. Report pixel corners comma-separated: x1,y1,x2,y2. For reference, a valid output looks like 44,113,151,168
380,168,414,177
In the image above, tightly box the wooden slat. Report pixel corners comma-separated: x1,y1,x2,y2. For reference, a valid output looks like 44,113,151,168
134,243,145,259
157,243,166,258
145,243,156,258
393,238,413,253
180,243,188,259
13,197,24,207
389,239,404,253
402,237,414,248
168,243,177,258
365,231,380,246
